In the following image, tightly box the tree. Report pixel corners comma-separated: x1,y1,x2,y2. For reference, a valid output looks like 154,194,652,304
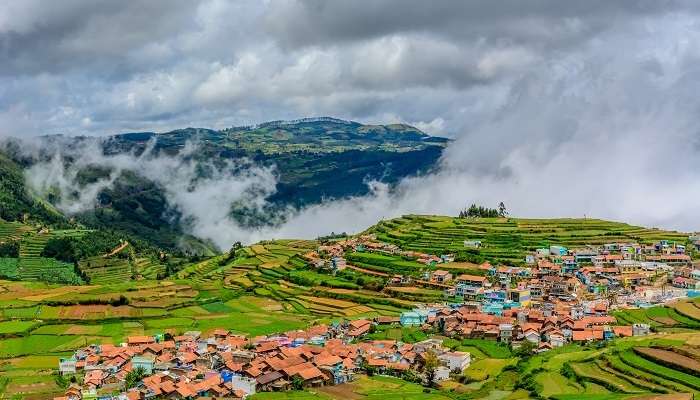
291,375,304,390
423,351,440,387
124,367,146,389
513,340,536,358
498,202,508,217
219,241,242,266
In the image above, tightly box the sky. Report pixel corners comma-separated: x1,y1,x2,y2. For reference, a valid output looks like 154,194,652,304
2,0,700,243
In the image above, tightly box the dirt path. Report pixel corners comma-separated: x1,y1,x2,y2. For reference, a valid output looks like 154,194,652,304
316,383,365,399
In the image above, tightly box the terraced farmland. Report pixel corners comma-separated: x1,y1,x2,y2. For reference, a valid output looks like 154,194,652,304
368,215,693,265
613,304,700,329
78,256,132,284
518,338,700,399
0,220,32,243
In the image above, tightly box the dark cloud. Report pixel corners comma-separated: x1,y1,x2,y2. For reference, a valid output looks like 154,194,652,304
264,0,696,49
2,1,700,233
0,1,199,77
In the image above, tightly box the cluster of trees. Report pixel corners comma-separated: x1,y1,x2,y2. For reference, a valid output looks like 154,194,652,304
0,240,18,257
41,230,156,263
458,202,508,218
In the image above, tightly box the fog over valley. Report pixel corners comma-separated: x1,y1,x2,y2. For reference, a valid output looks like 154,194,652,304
2,1,700,247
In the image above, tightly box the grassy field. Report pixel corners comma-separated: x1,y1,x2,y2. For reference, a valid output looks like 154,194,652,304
367,215,694,265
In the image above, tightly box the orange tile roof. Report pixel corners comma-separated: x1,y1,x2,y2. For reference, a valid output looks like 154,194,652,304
127,336,155,345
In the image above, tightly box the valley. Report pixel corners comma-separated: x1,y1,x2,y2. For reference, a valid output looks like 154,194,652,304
0,215,698,399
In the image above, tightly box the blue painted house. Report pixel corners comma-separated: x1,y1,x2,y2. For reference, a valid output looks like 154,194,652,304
131,356,155,374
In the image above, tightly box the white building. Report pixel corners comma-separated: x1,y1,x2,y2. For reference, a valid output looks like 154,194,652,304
59,357,77,374
438,351,471,372
463,240,482,248
433,366,451,382
230,375,257,396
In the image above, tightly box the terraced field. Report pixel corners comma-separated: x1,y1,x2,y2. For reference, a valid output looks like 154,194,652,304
518,337,700,399
613,304,700,329
0,220,32,243
368,215,693,265
78,256,132,284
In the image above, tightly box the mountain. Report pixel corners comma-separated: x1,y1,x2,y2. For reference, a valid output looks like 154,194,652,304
0,117,448,251
102,117,448,207
0,152,65,225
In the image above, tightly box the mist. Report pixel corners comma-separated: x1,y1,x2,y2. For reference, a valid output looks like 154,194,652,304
22,139,278,249
253,15,700,238
4,2,700,249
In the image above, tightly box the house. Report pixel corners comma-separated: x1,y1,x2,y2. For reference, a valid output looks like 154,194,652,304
127,336,155,346
522,329,540,344
438,351,471,372
229,374,256,395
441,254,455,263
645,254,692,266
432,270,452,283
456,274,488,288
525,254,536,264
547,330,565,347
508,289,531,306
58,357,77,375
331,257,347,272
463,240,482,248
616,260,643,274
433,366,451,382
498,324,513,343
550,246,567,256
456,285,485,301
632,323,650,336
400,310,429,326
132,356,155,375
257,371,288,391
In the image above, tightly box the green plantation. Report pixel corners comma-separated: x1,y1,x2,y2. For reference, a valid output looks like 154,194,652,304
369,215,693,265
0,215,698,399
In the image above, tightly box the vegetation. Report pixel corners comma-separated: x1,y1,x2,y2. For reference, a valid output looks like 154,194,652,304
0,211,696,399
3,119,448,251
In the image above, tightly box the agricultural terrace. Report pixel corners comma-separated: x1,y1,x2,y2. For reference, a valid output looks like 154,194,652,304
513,331,700,399
613,298,700,331
368,215,694,266
190,240,414,318
0,278,314,399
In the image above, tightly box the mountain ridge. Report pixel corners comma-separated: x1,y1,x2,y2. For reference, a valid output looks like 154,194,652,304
0,118,449,252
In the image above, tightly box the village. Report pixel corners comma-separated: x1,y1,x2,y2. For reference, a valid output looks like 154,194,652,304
53,233,700,400
311,233,699,307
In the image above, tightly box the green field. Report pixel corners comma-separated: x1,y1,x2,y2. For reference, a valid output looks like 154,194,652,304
0,216,698,399
367,215,693,265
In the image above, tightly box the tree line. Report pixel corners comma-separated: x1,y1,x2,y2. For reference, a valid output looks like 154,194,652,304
458,202,508,218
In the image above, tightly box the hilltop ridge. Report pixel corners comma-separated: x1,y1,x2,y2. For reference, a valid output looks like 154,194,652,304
0,118,448,251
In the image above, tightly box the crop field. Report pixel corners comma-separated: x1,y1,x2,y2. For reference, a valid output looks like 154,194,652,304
367,215,693,265
494,333,700,399
0,216,698,399
613,304,700,329
0,279,317,397
78,255,133,284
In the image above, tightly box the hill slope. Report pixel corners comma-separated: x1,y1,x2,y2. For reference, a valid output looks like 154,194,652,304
2,117,447,251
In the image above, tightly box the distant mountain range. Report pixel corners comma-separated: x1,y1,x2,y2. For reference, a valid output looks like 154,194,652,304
0,118,448,252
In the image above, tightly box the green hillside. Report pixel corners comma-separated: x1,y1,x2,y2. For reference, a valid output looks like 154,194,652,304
4,118,448,251
0,214,698,399
368,215,693,265
0,152,65,225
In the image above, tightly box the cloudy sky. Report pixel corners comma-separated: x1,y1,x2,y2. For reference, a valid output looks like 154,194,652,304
2,0,700,238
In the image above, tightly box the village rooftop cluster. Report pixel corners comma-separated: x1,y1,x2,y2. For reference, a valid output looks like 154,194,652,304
56,233,699,399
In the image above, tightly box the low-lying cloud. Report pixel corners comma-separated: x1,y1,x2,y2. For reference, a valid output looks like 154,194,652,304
3,1,700,248
22,139,278,249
